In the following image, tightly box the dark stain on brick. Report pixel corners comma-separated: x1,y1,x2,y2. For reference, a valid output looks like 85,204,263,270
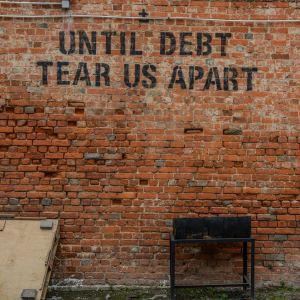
184,128,203,134
223,128,242,135
271,54,289,59
6,106,14,113
112,199,122,205
44,171,59,178
75,108,85,114
140,179,148,185
68,120,77,126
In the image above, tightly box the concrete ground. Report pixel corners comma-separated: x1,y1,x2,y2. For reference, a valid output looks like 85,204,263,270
47,286,300,300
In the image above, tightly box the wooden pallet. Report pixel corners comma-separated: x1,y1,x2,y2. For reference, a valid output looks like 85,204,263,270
0,218,59,300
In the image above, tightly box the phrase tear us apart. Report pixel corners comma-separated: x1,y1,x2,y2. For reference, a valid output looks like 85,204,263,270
36,31,259,91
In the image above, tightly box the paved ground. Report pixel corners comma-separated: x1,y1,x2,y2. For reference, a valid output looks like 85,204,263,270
47,286,300,300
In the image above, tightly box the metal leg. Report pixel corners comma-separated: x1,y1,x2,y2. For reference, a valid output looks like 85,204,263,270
170,240,175,300
243,241,248,291
251,240,255,299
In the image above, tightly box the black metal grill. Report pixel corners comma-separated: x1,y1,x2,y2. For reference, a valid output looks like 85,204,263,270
170,216,255,299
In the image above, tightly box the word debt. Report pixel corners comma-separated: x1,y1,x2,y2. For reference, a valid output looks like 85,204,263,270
37,62,258,91
59,31,232,56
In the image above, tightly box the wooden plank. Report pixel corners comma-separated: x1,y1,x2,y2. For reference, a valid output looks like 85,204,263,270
15,217,47,220
0,219,59,300
0,214,15,219
0,220,5,231
41,267,52,300
41,227,60,299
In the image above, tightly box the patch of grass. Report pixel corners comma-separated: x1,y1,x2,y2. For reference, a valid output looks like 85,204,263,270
256,284,299,300
47,286,300,300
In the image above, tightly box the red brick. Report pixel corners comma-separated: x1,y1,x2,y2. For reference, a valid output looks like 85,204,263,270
1,1,299,288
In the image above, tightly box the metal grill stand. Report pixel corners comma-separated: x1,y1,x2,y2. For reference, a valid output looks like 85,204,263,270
170,217,255,300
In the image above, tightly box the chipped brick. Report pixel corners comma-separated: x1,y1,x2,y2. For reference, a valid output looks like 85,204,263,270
84,153,102,160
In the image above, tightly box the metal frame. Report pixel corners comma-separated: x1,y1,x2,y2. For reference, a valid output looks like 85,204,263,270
170,235,255,300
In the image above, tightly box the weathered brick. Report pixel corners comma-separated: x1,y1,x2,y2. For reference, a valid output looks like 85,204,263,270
41,198,52,206
24,106,35,114
266,254,285,261
245,32,253,39
187,180,208,187
84,152,102,160
8,198,19,205
107,134,116,141
223,128,243,135
1,0,299,288
271,235,288,241
40,219,53,230
155,159,165,168
21,289,37,300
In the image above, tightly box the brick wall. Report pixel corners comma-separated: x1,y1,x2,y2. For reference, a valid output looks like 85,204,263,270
0,0,299,287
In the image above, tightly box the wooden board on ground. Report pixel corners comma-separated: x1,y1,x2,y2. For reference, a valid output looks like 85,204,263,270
0,219,59,300
0,220,5,231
